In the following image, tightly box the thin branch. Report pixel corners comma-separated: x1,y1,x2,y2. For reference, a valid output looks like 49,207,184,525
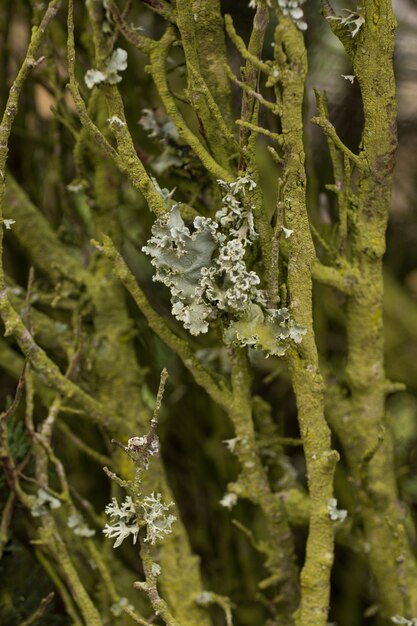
18,592,55,626
187,64,238,148
67,0,167,217
93,236,233,410
225,64,280,116
0,360,26,423
0,290,124,429
56,420,111,466
224,14,272,75
108,0,155,54
235,119,283,143
148,28,232,182
135,542,181,626
311,91,364,171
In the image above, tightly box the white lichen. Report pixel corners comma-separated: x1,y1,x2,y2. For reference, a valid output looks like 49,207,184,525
151,562,162,577
141,492,176,544
341,74,355,84
85,48,128,89
68,513,96,538
219,492,238,510
139,108,160,139
110,597,135,617
327,498,348,522
143,176,306,356
3,219,16,229
103,496,140,548
327,9,365,38
250,0,307,31
108,115,126,128
139,109,182,173
30,488,61,517
67,180,85,193
222,437,239,454
391,618,417,625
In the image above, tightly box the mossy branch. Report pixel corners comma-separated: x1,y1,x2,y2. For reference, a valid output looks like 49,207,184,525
0,0,61,183
226,65,281,116
0,289,124,429
67,0,168,217
93,235,233,410
274,15,339,626
235,119,283,143
312,260,358,294
107,0,155,54
187,64,238,149
228,349,299,618
18,592,55,626
224,14,272,75
235,3,269,167
311,92,364,171
175,0,231,168
148,28,232,182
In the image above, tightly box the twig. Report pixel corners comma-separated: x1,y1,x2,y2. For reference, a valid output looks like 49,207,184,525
93,235,233,410
235,119,282,143
311,110,364,171
224,14,272,75
18,592,55,626
0,491,15,558
108,0,155,54
0,360,27,423
312,260,358,295
225,64,281,116
135,542,181,626
148,29,232,182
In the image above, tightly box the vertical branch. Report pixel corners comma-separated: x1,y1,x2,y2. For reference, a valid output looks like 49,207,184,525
147,28,232,182
324,0,417,617
184,0,233,125
237,3,270,169
272,14,338,626
228,349,299,623
66,0,168,217
0,0,61,300
175,0,233,169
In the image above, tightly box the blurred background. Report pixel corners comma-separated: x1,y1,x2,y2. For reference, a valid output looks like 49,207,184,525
1,1,417,624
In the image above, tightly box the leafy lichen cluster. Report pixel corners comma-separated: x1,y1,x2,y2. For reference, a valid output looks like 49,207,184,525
143,177,305,354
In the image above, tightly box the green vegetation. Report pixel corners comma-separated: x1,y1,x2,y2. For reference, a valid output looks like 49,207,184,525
1,1,417,625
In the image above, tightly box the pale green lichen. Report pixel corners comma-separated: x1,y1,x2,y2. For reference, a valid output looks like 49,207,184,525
139,109,184,174
143,177,306,355
141,492,176,544
327,498,347,522
103,492,176,547
327,9,365,38
30,488,61,517
84,48,128,89
67,513,96,538
103,496,140,548
110,597,135,616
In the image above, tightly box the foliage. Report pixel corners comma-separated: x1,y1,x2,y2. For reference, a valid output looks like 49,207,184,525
1,1,417,626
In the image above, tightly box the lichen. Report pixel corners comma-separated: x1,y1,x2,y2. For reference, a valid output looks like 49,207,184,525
249,0,308,31
327,9,365,38
143,177,305,355
84,48,128,89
